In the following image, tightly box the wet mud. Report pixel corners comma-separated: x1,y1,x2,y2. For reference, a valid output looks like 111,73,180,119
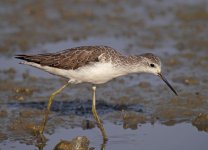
54,136,90,150
0,0,208,150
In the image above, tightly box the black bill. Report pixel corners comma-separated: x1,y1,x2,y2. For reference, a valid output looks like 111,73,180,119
158,73,178,96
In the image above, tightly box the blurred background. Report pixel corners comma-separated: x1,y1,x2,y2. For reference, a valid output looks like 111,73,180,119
0,0,208,150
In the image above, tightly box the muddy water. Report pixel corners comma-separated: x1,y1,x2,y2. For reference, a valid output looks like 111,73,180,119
0,0,208,150
1,123,208,150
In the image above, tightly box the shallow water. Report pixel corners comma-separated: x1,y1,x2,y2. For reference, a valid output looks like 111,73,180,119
0,0,208,150
1,122,208,150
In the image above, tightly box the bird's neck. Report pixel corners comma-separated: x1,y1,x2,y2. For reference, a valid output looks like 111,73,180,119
114,55,146,75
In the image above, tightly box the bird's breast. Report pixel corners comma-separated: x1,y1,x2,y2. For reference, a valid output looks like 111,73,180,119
67,62,127,84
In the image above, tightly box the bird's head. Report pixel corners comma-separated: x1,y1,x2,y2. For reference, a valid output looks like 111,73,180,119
139,53,178,96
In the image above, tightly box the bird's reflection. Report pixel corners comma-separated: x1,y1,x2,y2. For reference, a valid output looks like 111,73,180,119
34,134,47,150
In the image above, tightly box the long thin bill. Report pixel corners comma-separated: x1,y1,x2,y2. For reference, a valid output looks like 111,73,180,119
158,73,178,96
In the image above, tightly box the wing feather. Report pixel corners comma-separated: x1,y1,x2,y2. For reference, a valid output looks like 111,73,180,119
15,46,120,70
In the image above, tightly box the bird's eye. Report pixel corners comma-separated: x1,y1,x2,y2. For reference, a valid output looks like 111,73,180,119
150,63,155,67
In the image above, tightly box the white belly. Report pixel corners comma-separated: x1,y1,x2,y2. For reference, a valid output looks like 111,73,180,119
24,62,127,84
66,62,127,84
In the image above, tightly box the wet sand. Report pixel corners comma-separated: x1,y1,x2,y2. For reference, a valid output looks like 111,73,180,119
0,0,208,150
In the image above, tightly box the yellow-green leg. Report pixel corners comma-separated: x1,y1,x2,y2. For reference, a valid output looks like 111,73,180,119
92,86,108,142
39,82,70,134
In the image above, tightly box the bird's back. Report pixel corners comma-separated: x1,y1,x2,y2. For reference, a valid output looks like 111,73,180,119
15,46,122,70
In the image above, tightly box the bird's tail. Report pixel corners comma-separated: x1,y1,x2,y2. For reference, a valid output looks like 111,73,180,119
15,54,41,64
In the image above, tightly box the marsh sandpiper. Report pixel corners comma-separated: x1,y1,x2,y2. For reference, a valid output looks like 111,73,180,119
15,45,178,141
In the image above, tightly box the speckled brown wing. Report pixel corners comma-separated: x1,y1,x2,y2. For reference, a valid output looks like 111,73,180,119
47,46,103,70
15,46,117,70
